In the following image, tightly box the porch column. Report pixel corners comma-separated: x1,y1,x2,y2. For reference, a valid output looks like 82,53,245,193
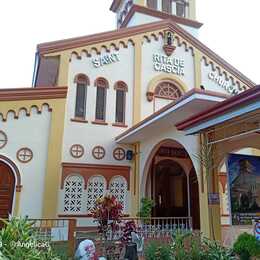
186,173,191,227
198,134,222,242
131,142,141,217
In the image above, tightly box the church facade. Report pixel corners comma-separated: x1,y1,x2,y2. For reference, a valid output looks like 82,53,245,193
0,0,256,240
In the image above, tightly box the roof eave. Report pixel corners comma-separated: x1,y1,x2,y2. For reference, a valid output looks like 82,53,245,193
121,4,203,29
176,85,260,132
116,89,228,143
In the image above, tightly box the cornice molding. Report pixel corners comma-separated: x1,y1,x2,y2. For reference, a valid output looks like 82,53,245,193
37,19,254,88
0,86,67,101
121,4,203,29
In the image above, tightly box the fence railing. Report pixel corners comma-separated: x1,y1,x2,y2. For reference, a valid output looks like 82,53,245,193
1,217,192,257
115,217,192,239
75,217,192,256
29,218,76,258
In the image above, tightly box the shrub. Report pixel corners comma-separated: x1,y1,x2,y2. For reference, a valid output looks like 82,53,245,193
233,232,260,260
144,241,172,260
137,198,154,219
145,230,237,260
172,229,192,260
203,237,236,260
0,218,60,260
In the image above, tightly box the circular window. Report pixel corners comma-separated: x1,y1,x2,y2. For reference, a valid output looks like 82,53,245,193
17,148,33,163
0,131,7,149
70,144,84,158
92,146,105,160
113,148,126,161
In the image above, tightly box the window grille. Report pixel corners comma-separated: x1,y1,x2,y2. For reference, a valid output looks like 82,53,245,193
64,175,84,213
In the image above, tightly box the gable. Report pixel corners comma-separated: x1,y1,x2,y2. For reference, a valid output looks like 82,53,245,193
35,19,255,95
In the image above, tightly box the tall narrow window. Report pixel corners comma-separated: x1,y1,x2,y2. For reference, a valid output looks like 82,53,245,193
147,0,157,10
162,0,172,13
176,1,185,17
114,81,128,124
74,74,89,119
94,78,109,122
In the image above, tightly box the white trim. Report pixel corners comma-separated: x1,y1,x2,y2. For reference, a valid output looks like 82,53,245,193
158,0,162,11
117,94,225,143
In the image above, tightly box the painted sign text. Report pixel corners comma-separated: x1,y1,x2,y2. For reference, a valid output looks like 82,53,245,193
153,54,184,76
92,53,120,68
208,72,240,95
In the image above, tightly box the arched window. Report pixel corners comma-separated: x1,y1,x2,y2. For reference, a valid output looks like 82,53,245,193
162,0,172,13
74,74,89,119
86,175,106,213
94,78,109,121
154,81,182,101
114,81,128,124
147,0,157,10
63,175,84,213
109,176,127,211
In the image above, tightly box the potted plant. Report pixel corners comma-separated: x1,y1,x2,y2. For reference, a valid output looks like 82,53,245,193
137,198,154,224
91,194,124,259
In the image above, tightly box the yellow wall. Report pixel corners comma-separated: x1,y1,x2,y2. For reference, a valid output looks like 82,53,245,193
42,99,66,217
133,36,143,124
131,142,141,216
0,98,66,218
189,0,196,20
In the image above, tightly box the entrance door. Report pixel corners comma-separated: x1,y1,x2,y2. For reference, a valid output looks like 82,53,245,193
0,162,15,219
154,160,188,217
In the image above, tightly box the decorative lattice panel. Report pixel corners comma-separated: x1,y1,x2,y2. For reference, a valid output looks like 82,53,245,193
109,176,127,210
64,175,84,213
154,81,182,100
86,176,106,212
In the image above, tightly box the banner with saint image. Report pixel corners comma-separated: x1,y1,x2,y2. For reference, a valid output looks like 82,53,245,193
227,153,260,225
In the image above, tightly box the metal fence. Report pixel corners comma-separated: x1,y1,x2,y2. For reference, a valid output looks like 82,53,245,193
75,217,193,256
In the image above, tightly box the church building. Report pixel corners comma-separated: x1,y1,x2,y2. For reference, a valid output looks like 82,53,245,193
0,0,257,241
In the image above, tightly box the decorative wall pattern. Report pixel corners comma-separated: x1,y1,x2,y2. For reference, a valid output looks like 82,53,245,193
109,176,127,210
86,175,106,212
0,131,8,149
64,175,84,213
16,148,33,163
92,146,106,160
154,81,183,100
113,147,126,161
70,144,84,158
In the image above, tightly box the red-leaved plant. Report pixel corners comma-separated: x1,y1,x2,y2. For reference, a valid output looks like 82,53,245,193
91,194,123,240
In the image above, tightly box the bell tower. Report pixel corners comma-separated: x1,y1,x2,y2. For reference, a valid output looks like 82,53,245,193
110,0,198,31
145,0,196,20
